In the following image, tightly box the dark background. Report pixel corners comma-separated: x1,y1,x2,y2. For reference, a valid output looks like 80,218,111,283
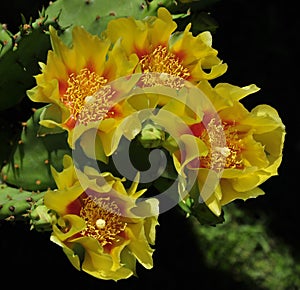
0,0,298,289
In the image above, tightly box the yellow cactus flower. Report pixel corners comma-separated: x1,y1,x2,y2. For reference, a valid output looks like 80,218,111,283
44,155,159,281
162,80,285,216
27,25,138,146
104,7,227,87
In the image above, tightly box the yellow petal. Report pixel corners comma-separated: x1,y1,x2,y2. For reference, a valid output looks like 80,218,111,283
126,223,154,269
220,179,265,205
53,214,86,241
50,235,81,270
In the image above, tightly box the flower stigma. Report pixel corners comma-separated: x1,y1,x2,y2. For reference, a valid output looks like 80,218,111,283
61,68,108,125
77,84,117,126
80,196,127,247
200,118,244,171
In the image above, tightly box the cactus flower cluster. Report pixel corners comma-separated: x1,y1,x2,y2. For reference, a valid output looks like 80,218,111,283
0,0,285,281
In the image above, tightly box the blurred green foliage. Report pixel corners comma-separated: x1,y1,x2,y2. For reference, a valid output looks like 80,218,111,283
191,203,300,289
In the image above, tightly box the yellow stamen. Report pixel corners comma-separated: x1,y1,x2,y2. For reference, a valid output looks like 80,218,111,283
139,45,190,88
80,196,127,246
62,68,108,120
78,85,116,125
200,119,244,171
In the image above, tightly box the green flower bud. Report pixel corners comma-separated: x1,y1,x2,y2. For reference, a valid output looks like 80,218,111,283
138,123,165,148
29,203,57,232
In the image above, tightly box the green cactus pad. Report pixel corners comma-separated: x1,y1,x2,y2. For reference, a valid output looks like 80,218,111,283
0,26,51,111
41,0,178,46
0,183,45,221
1,106,72,191
0,23,13,58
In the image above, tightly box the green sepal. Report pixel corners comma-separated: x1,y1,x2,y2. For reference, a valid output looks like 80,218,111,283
29,201,57,232
179,181,225,226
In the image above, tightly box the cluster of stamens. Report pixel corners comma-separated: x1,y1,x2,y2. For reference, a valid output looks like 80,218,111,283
139,45,190,89
78,85,116,125
61,68,108,122
200,118,244,171
80,196,127,246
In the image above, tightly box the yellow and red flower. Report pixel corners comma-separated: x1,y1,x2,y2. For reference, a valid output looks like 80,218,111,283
104,7,227,86
160,80,285,216
44,155,159,281
27,25,138,146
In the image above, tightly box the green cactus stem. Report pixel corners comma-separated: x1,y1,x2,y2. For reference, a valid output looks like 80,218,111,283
39,0,180,46
0,11,60,111
0,183,45,221
1,105,72,192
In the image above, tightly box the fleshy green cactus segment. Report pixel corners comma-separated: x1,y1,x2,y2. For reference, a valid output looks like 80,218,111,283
41,0,178,46
0,24,13,57
0,183,45,221
1,106,72,191
0,20,54,111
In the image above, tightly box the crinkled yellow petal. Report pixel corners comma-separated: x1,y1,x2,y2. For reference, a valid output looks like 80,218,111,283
71,26,111,74
98,114,142,156
105,7,176,57
214,82,260,102
78,128,108,164
220,179,265,205
197,168,222,216
105,17,148,55
190,60,228,81
242,104,285,135
171,27,215,63
196,81,259,112
241,134,270,168
70,236,133,280
148,7,177,47
53,215,86,241
44,183,83,215
255,128,285,160
144,211,159,245
231,174,262,192
50,154,77,190
49,26,78,72
221,166,257,179
170,26,227,81
126,222,154,269
41,50,69,84
105,39,139,79
50,235,82,271
110,239,130,271
218,101,250,122
172,135,208,178
83,249,133,281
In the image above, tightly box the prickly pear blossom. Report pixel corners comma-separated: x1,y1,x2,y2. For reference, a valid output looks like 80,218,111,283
104,7,227,87
44,155,159,281
168,80,286,216
23,3,286,279
26,25,138,146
